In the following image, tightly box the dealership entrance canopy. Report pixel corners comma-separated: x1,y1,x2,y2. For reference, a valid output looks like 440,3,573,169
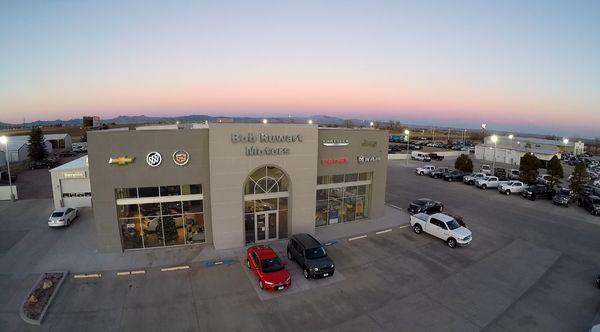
88,123,388,252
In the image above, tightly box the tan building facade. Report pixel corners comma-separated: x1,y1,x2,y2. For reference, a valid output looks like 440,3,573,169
88,123,388,252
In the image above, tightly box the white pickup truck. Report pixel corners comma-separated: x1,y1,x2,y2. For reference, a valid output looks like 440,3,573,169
497,181,528,195
410,213,472,248
475,176,509,190
416,165,436,176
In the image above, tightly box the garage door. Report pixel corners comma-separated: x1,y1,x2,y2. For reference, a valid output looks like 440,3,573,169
60,178,92,208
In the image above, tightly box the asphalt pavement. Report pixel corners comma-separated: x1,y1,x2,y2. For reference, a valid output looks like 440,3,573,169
0,158,599,331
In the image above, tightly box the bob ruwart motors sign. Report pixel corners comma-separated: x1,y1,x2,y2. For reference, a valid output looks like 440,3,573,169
231,132,303,156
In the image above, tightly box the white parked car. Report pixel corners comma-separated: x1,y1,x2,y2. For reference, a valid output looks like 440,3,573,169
411,151,431,162
475,176,508,190
416,165,436,176
410,213,472,248
537,174,553,186
463,172,486,185
508,169,520,180
48,207,79,227
480,165,492,175
498,181,528,195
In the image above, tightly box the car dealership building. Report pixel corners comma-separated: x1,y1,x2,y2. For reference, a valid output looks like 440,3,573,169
88,123,388,252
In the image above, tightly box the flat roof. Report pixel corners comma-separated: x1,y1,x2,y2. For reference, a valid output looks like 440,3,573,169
50,155,88,172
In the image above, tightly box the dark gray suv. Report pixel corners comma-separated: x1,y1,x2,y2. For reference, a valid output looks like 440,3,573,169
287,233,335,279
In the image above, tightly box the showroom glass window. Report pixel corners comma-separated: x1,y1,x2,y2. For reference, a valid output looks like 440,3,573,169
315,172,371,226
115,184,205,250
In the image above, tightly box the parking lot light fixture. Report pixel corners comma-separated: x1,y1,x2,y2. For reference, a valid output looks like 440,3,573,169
369,121,374,127
0,136,15,202
491,135,498,172
262,119,268,124
308,119,313,124
404,129,410,166
563,138,569,155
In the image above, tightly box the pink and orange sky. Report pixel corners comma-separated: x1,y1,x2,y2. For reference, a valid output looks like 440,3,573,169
1,1,599,137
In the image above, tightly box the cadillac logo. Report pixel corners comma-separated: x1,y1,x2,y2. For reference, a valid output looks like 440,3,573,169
322,139,349,147
146,151,162,167
172,150,190,166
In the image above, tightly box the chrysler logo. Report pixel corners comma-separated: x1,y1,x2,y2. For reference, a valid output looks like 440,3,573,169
146,152,162,167
172,150,190,166
322,139,349,147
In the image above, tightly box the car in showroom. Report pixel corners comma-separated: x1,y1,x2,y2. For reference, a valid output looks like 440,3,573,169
287,233,335,279
498,181,528,195
463,172,486,185
416,165,436,176
430,167,451,179
577,195,600,215
443,170,464,182
552,188,576,207
48,207,79,227
410,213,472,248
246,245,291,291
408,198,444,215
521,184,556,201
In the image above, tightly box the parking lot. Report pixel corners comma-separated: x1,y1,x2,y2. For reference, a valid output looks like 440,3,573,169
0,158,599,331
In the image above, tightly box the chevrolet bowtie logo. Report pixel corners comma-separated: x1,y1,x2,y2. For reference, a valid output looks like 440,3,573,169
108,156,135,165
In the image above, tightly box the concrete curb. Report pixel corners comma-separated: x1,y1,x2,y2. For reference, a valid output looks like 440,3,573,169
20,271,69,325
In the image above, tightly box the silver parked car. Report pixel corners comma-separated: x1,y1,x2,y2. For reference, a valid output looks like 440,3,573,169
48,207,79,227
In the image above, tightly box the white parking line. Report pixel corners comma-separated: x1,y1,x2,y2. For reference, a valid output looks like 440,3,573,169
73,273,102,279
160,265,190,272
131,270,146,275
116,271,131,276
214,261,224,265
375,229,392,235
387,204,403,210
348,235,367,241
398,225,410,229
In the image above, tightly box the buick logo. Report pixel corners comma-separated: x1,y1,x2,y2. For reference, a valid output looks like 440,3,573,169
172,150,190,166
146,152,162,167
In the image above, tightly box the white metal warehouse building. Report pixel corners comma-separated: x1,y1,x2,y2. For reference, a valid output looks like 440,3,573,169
50,155,92,209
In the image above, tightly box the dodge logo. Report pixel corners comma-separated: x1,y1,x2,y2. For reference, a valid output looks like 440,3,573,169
172,150,190,166
146,151,162,167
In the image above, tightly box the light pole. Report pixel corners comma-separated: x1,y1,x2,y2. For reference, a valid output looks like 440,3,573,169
491,135,498,172
432,127,435,142
404,129,410,166
0,136,15,202
563,138,569,156
463,129,466,146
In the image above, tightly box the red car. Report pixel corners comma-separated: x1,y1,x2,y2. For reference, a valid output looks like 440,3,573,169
246,245,291,291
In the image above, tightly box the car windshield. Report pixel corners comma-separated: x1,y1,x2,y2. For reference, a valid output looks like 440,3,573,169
559,189,570,195
446,219,461,230
305,247,327,259
414,199,429,205
261,257,284,273
51,212,64,217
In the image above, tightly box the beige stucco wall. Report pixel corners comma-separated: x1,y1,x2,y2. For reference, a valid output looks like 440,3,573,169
208,123,318,249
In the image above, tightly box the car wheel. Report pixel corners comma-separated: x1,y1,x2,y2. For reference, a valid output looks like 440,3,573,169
531,196,537,201
448,178,452,182
413,224,422,234
439,206,444,212
246,259,251,269
259,280,264,289
447,238,457,248
505,190,511,196
303,268,310,279
287,250,293,261
482,184,487,190
419,172,424,176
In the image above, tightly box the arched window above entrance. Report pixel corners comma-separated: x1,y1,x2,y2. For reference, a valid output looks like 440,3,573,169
244,166,288,195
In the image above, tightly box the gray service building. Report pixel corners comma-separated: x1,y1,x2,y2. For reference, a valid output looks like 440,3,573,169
88,123,388,252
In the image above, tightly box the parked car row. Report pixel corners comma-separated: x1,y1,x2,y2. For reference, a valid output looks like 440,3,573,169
245,233,336,292
416,164,600,216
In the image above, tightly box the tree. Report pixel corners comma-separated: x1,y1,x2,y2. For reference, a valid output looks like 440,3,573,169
27,127,47,161
455,154,474,173
546,156,563,188
519,153,539,184
570,162,589,194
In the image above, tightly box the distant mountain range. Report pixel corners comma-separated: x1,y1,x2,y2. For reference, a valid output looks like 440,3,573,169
0,114,369,128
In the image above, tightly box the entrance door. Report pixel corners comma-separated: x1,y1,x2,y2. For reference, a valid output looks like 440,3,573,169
254,211,278,242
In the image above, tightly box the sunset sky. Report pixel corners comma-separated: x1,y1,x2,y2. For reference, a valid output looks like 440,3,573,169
1,1,599,137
